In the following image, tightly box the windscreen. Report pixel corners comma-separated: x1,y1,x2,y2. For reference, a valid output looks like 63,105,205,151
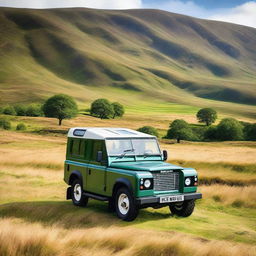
106,139,161,156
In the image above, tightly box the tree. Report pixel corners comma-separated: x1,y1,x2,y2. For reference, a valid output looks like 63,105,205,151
243,123,256,141
90,98,114,119
112,102,125,119
216,118,244,141
26,104,43,117
43,94,78,125
14,104,28,116
137,126,159,137
3,105,16,116
196,108,217,126
166,119,196,143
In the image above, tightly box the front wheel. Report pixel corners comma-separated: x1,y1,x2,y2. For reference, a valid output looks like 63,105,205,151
115,187,139,221
71,179,88,207
169,200,195,217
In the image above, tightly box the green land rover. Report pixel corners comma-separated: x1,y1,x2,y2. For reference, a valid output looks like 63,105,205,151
64,127,202,221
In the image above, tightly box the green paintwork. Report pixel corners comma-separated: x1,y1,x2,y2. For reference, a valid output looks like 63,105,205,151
64,136,199,199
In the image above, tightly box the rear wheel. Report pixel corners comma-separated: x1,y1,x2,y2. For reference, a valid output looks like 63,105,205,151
115,187,139,221
71,179,88,207
169,200,195,217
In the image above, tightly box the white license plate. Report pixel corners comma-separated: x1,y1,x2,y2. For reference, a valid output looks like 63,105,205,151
160,195,184,203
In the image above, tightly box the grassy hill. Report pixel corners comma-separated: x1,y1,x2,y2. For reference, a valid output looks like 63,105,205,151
0,7,256,119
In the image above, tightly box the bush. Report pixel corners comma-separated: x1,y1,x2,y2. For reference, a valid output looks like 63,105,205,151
0,118,11,130
166,119,197,143
14,104,28,116
0,106,3,114
204,126,218,140
26,104,43,117
216,118,244,141
16,123,27,131
243,123,256,141
112,102,125,119
137,126,159,137
191,126,207,141
90,98,114,119
43,94,78,125
196,108,217,126
3,105,16,116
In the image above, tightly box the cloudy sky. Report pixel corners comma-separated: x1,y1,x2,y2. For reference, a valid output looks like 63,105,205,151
0,0,255,28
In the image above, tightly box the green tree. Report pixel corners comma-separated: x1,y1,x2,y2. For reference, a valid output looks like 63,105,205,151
137,126,159,137
112,102,125,119
243,123,256,141
90,98,114,119
216,118,244,141
43,94,78,125
166,119,196,143
196,108,217,126
26,104,43,117
14,104,28,116
3,105,16,116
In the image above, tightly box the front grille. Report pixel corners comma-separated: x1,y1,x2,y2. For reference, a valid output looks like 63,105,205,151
152,171,179,191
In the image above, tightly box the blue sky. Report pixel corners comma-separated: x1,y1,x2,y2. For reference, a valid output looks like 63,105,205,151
0,0,255,28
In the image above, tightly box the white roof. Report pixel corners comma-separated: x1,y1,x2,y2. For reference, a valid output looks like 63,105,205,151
67,127,155,140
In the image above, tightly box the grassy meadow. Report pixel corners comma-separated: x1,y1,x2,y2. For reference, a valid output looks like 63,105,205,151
0,114,256,256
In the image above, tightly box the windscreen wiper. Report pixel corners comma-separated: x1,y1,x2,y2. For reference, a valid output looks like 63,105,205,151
117,149,135,159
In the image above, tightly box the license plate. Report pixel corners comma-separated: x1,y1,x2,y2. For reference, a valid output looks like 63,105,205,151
160,195,184,203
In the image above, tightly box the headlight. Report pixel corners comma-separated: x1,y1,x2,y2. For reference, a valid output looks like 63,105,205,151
185,177,191,186
139,178,153,190
144,179,151,188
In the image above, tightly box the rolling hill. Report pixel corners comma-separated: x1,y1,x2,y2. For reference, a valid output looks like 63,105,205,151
0,7,255,118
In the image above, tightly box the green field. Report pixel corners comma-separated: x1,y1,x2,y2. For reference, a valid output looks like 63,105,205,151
0,7,256,120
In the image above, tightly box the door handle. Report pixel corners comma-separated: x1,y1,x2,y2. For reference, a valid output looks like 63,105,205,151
88,169,91,175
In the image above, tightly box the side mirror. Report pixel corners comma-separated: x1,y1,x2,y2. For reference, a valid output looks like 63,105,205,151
96,151,103,162
163,150,168,161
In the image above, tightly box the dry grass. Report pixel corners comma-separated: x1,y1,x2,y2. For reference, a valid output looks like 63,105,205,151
0,130,256,255
0,218,255,256
200,185,256,208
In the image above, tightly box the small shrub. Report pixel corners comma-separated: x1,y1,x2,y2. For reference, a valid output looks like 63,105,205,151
26,104,43,117
212,195,222,202
204,126,218,140
16,123,27,131
14,104,28,116
0,118,11,130
232,199,244,208
137,126,159,137
0,106,3,114
243,123,256,141
3,105,16,116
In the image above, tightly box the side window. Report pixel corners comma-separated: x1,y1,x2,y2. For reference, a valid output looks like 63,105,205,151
91,140,103,162
70,139,86,158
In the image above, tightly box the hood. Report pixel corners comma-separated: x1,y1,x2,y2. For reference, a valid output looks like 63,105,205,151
109,161,183,172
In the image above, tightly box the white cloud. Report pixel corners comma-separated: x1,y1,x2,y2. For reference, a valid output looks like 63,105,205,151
143,0,217,18
0,0,142,9
209,1,256,28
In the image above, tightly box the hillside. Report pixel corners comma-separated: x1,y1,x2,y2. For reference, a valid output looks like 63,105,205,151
0,7,256,118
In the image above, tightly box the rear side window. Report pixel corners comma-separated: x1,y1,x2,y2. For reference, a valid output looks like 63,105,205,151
90,140,107,164
70,139,86,158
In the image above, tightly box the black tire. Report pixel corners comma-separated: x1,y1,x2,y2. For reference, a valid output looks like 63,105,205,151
108,198,115,212
169,200,195,217
71,179,88,207
115,187,139,221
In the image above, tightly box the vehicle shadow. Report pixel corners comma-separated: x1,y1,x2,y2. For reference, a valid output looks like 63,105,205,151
0,200,173,228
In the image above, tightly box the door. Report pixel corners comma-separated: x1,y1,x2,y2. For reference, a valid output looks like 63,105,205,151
86,140,107,195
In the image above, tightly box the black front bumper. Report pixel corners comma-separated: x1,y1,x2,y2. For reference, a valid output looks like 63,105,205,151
136,192,202,206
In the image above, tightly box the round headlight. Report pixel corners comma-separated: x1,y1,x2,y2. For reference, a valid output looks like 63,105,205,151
144,179,151,188
185,177,191,186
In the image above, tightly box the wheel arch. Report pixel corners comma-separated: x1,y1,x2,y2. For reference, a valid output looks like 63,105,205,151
69,170,83,186
112,178,134,197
